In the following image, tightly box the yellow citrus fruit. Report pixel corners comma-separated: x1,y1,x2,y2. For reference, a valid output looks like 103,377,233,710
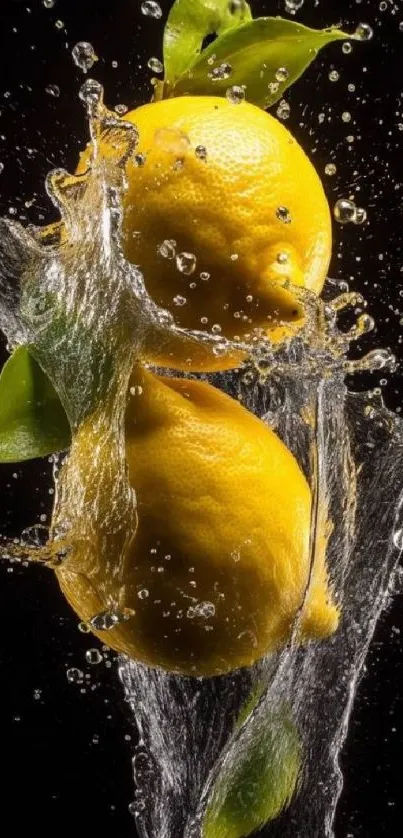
55,366,338,677
77,96,331,372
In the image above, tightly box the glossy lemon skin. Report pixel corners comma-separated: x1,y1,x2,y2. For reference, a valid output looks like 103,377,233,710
55,367,338,677
77,96,332,371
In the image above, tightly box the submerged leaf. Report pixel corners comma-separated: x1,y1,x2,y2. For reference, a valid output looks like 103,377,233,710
203,708,302,838
0,346,71,463
171,17,352,107
163,0,252,88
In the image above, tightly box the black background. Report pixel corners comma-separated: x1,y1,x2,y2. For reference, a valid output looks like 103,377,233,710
0,0,402,835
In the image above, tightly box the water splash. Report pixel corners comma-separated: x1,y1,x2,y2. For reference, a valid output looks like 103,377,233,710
0,82,402,838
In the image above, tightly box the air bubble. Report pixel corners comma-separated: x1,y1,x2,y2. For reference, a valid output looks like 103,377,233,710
72,42,98,73
138,589,149,600
176,252,197,275
90,610,130,630
85,648,103,665
268,82,279,95
325,163,337,176
209,63,233,81
187,601,216,619
342,42,353,54
66,667,84,684
275,67,289,82
115,104,129,115
141,1,163,19
226,85,245,104
174,295,187,306
354,207,368,225
78,621,90,633
285,0,304,13
200,271,210,281
393,529,403,551
134,153,147,167
277,99,290,120
334,198,357,224
43,0,55,7
277,252,289,264
158,239,176,259
79,78,103,107
354,22,374,41
147,57,164,74
55,19,64,29
342,111,352,123
329,70,340,82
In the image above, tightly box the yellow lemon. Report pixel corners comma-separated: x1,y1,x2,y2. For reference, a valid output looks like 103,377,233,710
55,366,338,677
77,96,331,371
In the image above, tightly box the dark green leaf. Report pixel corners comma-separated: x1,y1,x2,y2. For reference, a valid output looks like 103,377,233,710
0,346,71,463
203,708,302,838
163,0,252,88
171,17,352,107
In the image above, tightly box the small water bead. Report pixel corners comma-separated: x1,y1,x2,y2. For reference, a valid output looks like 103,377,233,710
43,0,55,7
276,252,289,264
348,83,356,92
85,648,103,665
141,1,163,19
226,85,245,104
195,144,208,161
329,70,340,82
268,81,279,95
187,601,216,619
325,163,337,176
90,610,130,631
134,153,147,167
354,207,368,225
285,0,304,13
276,99,290,119
275,67,289,82
115,103,129,115
79,78,103,106
55,19,64,29
379,1,387,10
66,668,84,684
334,198,357,224
147,56,164,74
138,589,149,600
176,251,197,275
174,295,187,306
276,205,292,224
158,239,177,259
72,42,98,73
342,42,353,54
45,84,60,97
354,22,374,41
342,111,352,123
200,271,210,281
78,621,90,634
209,63,233,81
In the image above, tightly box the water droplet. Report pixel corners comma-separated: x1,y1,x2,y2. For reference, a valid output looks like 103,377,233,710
141,1,163,19
85,648,103,665
195,144,208,161
285,0,304,13
354,207,368,225
90,609,130,631
348,83,356,92
342,111,352,123
334,198,357,224
276,251,289,264
200,271,210,281
173,295,187,306
134,153,147,167
158,239,176,259
342,42,353,54
275,67,289,82
176,252,197,275
79,78,103,107
43,0,55,7
276,205,292,224
325,163,337,176
379,1,387,10
354,22,374,41
147,56,164,74
226,85,245,104
45,84,60,97
268,81,279,95
138,588,149,600
329,70,340,82
78,621,90,633
115,103,128,115
276,99,290,119
66,667,84,684
187,601,216,619
209,62,233,81
55,19,64,29
72,42,98,73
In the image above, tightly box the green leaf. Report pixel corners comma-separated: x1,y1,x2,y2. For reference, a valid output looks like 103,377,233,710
0,346,71,463
203,709,302,838
171,17,352,107
163,0,252,88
